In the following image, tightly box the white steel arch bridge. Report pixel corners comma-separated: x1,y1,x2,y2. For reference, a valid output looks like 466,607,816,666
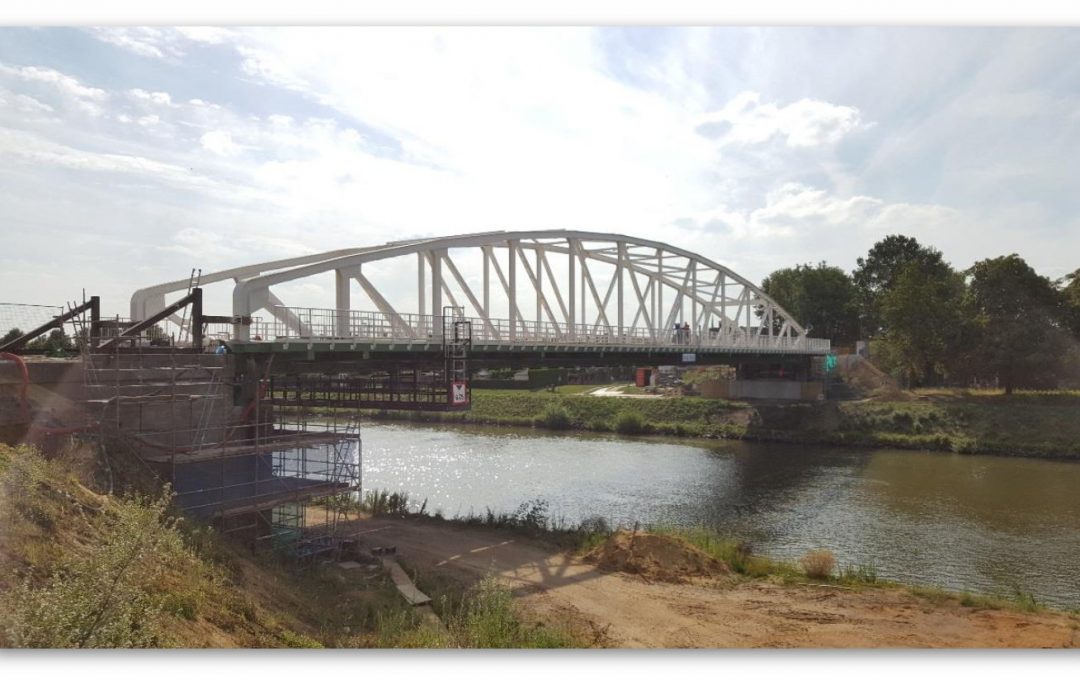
130,230,830,355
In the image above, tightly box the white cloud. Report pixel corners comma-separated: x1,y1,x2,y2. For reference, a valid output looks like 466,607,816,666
175,27,237,45
89,27,240,61
696,91,868,148
89,27,179,60
0,127,209,189
199,130,242,157
130,89,174,107
0,91,55,114
0,63,107,116
90,27,174,59
676,183,962,244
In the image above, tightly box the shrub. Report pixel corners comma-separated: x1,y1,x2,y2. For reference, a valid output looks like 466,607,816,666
365,486,410,514
613,411,645,435
510,499,549,530
2,488,204,647
535,403,571,430
800,549,836,580
362,489,410,516
444,577,578,648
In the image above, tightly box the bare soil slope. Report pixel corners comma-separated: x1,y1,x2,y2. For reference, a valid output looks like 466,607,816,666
349,516,1080,648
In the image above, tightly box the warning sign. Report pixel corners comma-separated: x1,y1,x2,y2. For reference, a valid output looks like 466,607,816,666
451,381,468,405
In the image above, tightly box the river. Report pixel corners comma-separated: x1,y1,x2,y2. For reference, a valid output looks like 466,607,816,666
351,422,1080,609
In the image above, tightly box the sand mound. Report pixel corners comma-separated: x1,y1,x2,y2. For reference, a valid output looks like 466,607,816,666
585,531,729,583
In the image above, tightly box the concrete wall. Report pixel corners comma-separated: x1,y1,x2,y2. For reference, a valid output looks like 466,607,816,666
697,378,824,401
1,353,236,448
1,359,86,443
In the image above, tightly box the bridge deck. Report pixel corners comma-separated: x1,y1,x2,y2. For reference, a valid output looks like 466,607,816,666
231,338,828,356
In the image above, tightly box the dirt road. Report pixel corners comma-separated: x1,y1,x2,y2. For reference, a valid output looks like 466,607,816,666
345,516,1079,648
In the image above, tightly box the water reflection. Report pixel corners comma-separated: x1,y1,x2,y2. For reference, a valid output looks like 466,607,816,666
356,422,1080,608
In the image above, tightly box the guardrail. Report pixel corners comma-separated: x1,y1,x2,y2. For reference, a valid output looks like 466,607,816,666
249,306,831,354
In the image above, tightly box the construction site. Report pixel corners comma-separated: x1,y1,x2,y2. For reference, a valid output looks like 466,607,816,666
1,233,834,561
0,284,473,560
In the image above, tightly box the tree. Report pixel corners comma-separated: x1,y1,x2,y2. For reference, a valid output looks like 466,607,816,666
27,328,74,356
760,262,860,345
853,235,946,338
876,260,970,386
966,254,1067,394
1,327,24,347
1059,268,1080,338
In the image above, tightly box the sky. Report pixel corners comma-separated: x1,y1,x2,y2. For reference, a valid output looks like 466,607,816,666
1,26,1078,320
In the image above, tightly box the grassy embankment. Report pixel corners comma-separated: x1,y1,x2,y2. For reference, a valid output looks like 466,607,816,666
315,386,1080,458
0,443,588,648
327,388,752,437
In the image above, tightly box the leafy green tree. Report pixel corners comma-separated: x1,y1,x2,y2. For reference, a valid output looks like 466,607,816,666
853,235,945,338
876,260,970,386
966,254,1068,394
1060,268,1080,338
760,262,860,345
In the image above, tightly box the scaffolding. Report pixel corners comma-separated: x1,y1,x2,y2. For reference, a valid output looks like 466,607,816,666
6,292,470,560
265,311,474,412
80,329,361,558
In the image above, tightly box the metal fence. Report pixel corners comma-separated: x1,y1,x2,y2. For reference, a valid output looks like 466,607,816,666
258,306,831,354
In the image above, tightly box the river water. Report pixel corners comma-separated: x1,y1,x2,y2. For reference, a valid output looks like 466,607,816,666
352,422,1080,608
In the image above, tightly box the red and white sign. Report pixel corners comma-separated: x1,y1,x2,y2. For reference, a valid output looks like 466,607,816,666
452,381,468,405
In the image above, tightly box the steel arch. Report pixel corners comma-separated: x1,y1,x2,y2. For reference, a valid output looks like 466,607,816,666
131,230,826,353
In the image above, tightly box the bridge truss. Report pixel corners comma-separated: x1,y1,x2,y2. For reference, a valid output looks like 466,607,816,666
130,230,829,354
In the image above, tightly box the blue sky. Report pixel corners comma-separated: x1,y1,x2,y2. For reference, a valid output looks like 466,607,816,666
1,26,1078,318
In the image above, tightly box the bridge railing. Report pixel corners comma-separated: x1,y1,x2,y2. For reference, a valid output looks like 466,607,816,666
256,306,830,353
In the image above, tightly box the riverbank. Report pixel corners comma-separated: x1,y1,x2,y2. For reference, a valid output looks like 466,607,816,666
4,441,1078,648
339,511,1080,648
334,387,1080,459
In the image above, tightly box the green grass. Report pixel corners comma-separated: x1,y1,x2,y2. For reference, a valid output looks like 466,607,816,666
644,526,801,579
831,398,1080,457
912,586,1046,614
535,402,572,430
0,443,325,648
915,387,1080,403
349,388,749,439
369,576,589,648
613,410,646,435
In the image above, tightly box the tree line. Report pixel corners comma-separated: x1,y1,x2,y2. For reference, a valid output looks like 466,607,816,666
760,235,1080,393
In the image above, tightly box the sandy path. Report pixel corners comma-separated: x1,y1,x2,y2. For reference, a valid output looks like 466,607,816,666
344,516,1080,648
588,385,656,399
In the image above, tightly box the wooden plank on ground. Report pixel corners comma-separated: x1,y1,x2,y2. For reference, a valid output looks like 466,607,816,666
382,559,432,606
